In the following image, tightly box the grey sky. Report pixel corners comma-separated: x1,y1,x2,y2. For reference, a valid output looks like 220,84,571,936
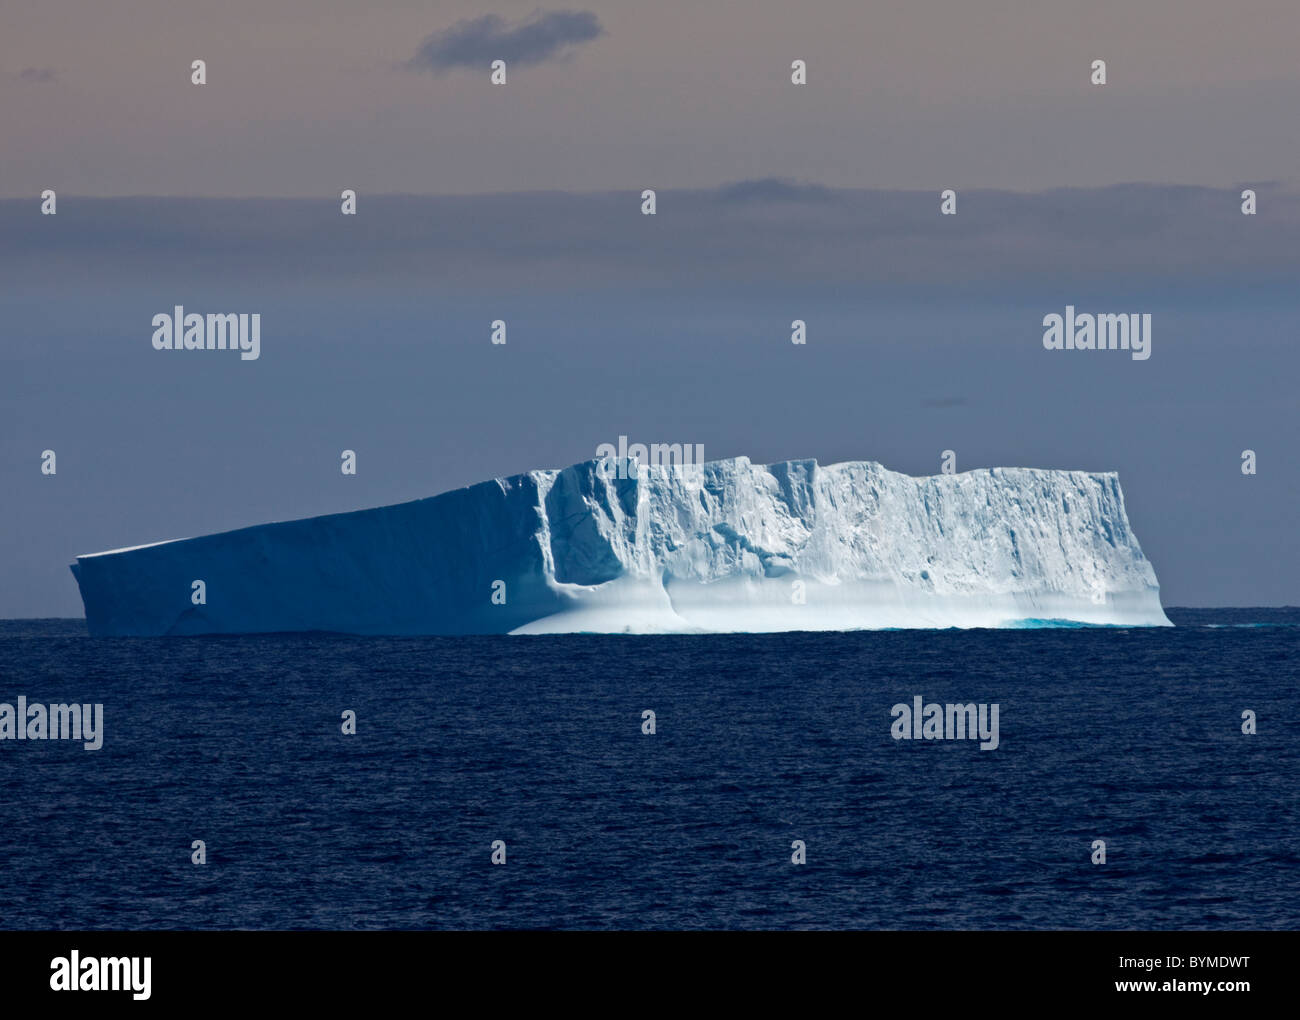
2,185,1296,614
4,1,1300,195
1,3,1297,616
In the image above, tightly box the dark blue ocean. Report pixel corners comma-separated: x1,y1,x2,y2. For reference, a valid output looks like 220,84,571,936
1,609,1296,930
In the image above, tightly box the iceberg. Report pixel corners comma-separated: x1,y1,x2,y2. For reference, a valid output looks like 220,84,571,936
69,456,1172,635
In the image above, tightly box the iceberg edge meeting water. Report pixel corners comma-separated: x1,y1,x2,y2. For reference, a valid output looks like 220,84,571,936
69,455,1172,636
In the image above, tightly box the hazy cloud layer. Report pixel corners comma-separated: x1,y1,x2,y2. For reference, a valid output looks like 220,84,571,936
4,182,1296,296
407,10,604,73
715,178,836,205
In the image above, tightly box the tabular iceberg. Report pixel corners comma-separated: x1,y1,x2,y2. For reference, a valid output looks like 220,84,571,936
70,456,1171,635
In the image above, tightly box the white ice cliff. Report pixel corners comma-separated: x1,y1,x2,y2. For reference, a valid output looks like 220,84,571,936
69,456,1172,635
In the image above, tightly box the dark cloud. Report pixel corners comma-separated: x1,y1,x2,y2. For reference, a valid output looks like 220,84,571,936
18,67,57,83
923,397,968,408
407,11,603,74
